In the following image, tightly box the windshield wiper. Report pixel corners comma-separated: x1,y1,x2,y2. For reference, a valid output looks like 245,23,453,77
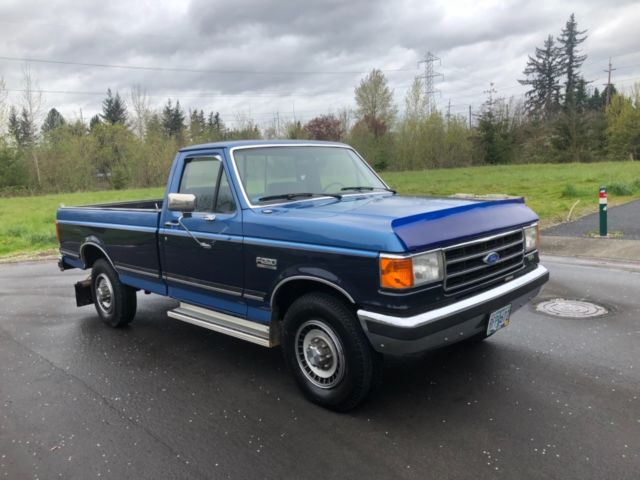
258,192,342,202
340,186,396,194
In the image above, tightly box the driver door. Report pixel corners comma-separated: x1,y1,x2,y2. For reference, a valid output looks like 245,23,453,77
160,152,245,316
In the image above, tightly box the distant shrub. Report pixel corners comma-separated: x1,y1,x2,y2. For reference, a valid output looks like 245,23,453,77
608,182,633,196
632,178,640,193
561,184,580,198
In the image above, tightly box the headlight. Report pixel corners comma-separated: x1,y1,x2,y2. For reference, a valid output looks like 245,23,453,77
380,251,443,289
524,224,539,252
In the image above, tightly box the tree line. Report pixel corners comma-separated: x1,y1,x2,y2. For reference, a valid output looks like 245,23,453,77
0,13,639,195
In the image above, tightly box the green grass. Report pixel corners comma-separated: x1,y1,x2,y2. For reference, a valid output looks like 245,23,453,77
0,188,163,258
382,161,640,227
1,160,639,258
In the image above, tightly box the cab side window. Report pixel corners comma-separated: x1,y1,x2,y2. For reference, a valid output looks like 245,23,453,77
178,156,236,213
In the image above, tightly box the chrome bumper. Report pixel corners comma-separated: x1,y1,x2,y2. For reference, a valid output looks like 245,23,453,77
357,265,549,355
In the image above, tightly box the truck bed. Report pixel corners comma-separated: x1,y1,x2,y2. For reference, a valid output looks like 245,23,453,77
56,199,165,295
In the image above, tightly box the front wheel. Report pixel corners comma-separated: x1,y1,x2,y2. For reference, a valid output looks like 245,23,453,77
282,292,382,411
91,259,137,327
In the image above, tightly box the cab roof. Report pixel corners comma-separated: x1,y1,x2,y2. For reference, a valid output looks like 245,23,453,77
179,139,348,152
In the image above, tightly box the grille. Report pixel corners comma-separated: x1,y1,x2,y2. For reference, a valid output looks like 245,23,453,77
444,230,524,292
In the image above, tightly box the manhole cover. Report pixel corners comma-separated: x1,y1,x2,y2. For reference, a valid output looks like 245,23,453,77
536,298,608,318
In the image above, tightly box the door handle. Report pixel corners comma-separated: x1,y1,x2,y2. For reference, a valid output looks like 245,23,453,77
164,221,180,227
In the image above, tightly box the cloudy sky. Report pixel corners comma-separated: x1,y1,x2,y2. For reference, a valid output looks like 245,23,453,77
1,0,639,129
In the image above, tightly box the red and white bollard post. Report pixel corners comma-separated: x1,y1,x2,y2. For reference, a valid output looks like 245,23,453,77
599,186,608,237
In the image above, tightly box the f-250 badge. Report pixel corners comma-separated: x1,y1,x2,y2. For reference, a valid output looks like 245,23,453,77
256,257,277,270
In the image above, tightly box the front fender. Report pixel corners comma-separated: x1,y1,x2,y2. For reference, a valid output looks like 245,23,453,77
269,264,359,308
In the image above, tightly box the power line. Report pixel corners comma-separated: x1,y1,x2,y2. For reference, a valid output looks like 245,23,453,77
3,87,349,99
0,55,416,76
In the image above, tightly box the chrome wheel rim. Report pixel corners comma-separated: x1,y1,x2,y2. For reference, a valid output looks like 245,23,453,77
295,320,345,389
95,273,114,314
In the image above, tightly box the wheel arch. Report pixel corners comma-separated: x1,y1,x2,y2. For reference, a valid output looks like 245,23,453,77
270,276,356,323
80,240,115,270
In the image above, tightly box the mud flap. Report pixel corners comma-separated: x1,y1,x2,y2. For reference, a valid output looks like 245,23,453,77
74,278,93,307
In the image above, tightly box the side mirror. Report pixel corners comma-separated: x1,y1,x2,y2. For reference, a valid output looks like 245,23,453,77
167,193,196,212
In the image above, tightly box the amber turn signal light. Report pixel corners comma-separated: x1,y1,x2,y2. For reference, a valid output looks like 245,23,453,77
380,257,414,289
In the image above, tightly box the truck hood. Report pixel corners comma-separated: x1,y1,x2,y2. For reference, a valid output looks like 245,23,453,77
243,194,538,253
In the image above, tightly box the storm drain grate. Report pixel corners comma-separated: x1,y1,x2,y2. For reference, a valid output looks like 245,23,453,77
536,298,608,318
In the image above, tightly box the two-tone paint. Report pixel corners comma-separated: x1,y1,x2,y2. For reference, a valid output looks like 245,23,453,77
56,140,548,355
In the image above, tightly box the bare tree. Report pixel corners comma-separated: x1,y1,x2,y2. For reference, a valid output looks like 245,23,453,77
130,84,151,138
404,77,428,121
0,76,7,136
21,64,44,185
336,107,352,136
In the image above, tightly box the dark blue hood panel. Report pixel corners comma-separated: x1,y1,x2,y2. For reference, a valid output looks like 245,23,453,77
391,199,538,251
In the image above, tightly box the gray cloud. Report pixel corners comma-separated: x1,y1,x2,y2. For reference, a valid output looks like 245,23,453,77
0,0,639,128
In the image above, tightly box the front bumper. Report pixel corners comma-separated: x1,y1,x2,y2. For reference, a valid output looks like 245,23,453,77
357,264,549,355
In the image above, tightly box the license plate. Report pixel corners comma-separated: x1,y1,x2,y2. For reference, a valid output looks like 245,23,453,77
487,304,511,336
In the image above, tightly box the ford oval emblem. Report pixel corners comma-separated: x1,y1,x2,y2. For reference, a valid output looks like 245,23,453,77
483,251,501,265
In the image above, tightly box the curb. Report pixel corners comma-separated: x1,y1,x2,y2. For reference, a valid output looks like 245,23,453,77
541,235,640,264
0,250,58,265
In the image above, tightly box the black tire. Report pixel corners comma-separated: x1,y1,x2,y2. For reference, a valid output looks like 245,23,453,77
91,258,137,328
281,292,382,412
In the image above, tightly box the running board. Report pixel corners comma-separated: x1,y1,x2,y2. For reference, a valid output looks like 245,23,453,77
167,302,276,347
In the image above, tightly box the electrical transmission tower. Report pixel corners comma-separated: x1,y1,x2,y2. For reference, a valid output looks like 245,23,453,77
603,57,616,107
418,52,443,115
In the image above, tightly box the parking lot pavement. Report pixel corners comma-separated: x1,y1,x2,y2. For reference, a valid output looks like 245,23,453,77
1,258,639,479
544,199,640,239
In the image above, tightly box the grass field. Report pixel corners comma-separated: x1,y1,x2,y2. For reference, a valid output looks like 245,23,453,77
0,188,164,258
383,161,640,227
1,161,639,259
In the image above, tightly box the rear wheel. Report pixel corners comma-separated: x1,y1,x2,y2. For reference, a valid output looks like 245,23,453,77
282,292,382,411
91,259,137,327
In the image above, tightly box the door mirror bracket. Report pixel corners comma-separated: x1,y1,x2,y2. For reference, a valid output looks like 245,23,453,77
167,193,211,249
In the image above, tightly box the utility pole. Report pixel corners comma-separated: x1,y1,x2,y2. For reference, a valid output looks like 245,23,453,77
418,52,443,116
603,57,616,107
446,99,451,124
468,105,472,129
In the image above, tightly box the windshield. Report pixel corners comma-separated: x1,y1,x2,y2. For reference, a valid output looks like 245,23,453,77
232,146,388,205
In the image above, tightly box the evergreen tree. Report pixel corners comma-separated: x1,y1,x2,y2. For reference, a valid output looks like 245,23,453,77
8,106,35,148
161,99,185,138
519,35,562,118
188,109,206,142
588,88,603,111
41,108,66,134
89,114,102,131
475,88,515,164
100,88,128,125
207,111,224,139
557,14,587,108
8,107,21,145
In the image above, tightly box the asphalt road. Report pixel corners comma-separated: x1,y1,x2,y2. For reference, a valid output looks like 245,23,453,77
1,258,639,479
544,199,640,239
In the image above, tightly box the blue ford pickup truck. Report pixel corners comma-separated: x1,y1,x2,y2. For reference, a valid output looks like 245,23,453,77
56,140,548,411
